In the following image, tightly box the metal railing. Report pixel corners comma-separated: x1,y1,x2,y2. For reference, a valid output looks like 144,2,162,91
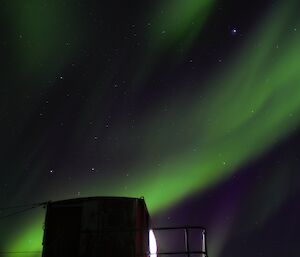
151,226,208,257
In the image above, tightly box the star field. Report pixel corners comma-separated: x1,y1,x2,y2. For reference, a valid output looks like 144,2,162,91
1,0,300,256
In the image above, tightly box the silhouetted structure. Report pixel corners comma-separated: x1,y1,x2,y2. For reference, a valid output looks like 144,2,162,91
42,197,149,257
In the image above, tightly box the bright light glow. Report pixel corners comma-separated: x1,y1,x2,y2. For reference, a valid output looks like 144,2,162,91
149,229,157,257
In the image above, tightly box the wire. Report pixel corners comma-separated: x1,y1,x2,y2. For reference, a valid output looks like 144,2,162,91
0,202,47,220
0,201,48,211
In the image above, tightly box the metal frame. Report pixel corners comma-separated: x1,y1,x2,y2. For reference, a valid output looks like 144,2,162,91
151,226,208,257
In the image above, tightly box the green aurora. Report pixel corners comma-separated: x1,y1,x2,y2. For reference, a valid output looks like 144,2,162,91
3,0,300,255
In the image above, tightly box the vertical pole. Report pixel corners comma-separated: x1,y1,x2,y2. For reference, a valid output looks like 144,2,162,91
201,229,206,254
203,229,208,257
184,228,190,257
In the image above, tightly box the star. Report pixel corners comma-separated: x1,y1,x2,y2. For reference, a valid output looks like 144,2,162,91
230,27,238,35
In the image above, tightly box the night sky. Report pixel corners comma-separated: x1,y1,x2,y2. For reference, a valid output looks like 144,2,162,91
1,0,300,256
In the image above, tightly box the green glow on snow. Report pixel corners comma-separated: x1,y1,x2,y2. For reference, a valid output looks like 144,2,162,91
7,224,43,257
4,212,45,257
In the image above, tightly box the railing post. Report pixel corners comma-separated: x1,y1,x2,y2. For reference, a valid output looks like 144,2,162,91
203,229,208,257
184,228,190,257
